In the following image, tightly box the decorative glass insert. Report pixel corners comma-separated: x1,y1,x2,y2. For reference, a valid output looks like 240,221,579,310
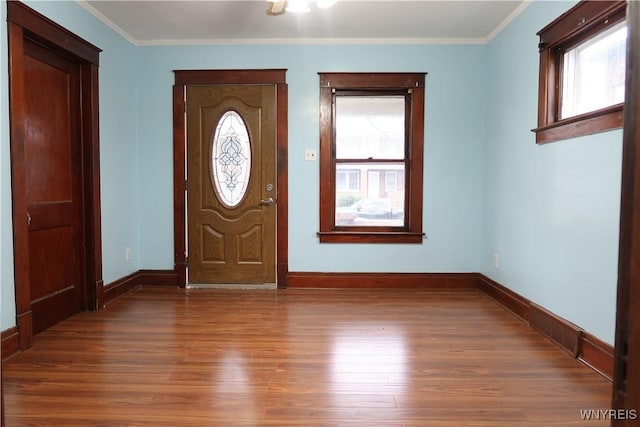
211,111,251,208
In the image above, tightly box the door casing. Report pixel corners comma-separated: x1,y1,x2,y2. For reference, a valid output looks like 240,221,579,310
173,70,289,288
7,1,103,350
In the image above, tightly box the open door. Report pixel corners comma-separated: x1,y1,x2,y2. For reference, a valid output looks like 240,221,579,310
612,1,640,424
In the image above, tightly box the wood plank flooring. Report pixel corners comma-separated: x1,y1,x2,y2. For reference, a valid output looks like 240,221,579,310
3,287,611,426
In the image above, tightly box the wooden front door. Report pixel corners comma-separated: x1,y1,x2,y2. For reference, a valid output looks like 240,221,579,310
186,85,277,285
22,40,84,333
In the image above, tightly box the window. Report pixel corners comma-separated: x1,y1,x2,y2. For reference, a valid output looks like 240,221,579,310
317,72,426,243
336,169,360,192
561,20,627,118
385,171,398,192
533,0,626,144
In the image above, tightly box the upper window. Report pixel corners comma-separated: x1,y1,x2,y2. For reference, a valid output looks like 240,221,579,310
317,73,426,243
533,0,627,144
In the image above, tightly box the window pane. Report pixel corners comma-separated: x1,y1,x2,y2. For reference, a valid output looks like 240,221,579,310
336,169,360,192
335,162,405,227
561,21,627,119
335,96,405,159
385,171,398,192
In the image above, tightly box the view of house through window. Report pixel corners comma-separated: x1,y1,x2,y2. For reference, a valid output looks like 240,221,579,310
561,20,627,119
334,96,406,227
318,72,425,243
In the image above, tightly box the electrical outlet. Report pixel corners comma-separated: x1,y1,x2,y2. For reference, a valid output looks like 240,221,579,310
493,254,499,269
304,148,317,161
125,247,132,261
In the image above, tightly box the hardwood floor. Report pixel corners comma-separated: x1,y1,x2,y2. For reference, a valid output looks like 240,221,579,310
3,287,611,426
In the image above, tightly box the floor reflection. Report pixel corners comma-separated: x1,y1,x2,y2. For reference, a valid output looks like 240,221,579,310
330,323,407,390
3,288,612,426
213,349,259,421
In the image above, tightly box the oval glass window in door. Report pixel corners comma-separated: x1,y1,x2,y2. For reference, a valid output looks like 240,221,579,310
211,111,251,208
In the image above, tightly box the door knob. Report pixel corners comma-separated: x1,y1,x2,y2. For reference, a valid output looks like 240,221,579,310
259,197,275,206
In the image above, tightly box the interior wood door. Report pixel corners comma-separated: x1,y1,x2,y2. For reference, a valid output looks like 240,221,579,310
23,39,84,333
612,0,640,424
187,85,277,285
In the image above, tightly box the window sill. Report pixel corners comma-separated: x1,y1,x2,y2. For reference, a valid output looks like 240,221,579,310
317,231,425,244
533,104,623,144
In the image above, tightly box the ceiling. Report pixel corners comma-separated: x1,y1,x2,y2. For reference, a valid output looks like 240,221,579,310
79,0,529,45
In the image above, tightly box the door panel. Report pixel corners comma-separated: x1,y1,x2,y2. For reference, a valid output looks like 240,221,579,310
28,227,74,300
24,40,84,333
187,85,276,284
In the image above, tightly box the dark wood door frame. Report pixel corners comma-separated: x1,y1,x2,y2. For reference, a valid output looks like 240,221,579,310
612,0,640,423
7,1,103,350
173,70,288,288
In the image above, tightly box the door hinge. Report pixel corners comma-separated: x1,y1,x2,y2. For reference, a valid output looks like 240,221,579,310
185,179,188,191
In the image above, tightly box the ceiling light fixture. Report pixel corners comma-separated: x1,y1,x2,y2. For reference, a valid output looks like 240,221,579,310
286,0,310,14
266,0,337,16
266,0,286,16
317,0,337,9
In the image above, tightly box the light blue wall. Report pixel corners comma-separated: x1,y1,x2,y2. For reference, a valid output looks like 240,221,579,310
483,0,622,345
1,0,622,347
0,1,140,330
21,0,141,284
137,44,486,272
1,1,13,328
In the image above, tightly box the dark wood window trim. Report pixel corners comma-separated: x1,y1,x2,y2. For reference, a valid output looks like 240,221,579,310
317,72,425,244
533,0,626,144
172,70,289,287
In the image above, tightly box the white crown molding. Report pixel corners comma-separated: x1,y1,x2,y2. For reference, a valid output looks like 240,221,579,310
485,0,532,43
75,0,532,47
76,0,138,46
135,37,488,46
